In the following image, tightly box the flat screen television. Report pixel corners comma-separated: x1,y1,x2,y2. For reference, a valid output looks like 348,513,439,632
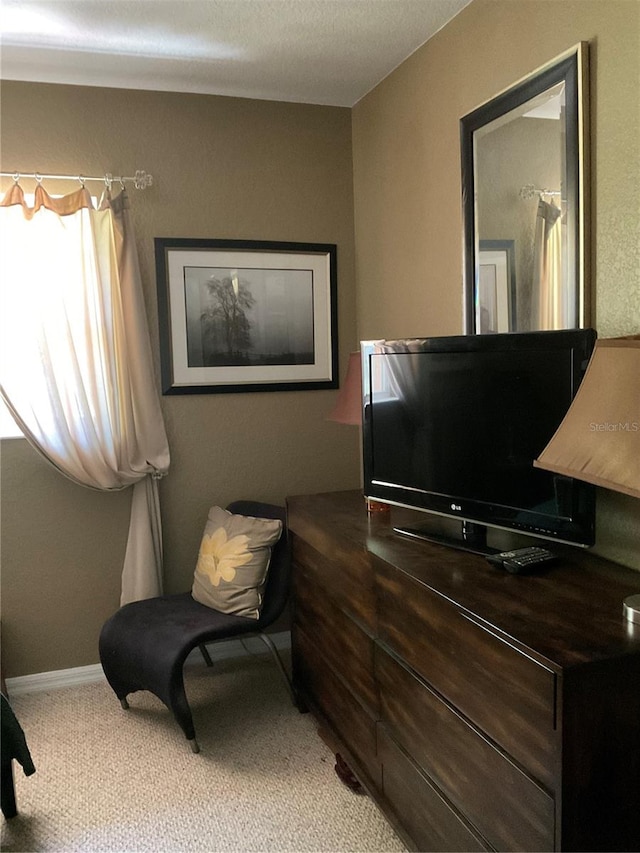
361,329,597,554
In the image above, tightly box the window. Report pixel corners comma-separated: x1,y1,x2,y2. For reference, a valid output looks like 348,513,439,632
0,190,97,439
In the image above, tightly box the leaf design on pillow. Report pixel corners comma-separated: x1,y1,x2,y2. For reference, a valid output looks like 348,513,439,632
196,528,252,586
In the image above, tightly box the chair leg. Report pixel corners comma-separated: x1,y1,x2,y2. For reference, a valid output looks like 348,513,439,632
256,632,297,706
199,644,213,667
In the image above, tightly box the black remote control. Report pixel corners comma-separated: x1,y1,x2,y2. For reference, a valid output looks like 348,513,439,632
486,546,558,574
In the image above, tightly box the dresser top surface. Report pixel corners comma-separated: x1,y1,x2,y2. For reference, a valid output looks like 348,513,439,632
287,490,640,670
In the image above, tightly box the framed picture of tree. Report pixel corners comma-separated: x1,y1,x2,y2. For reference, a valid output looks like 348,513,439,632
154,238,338,394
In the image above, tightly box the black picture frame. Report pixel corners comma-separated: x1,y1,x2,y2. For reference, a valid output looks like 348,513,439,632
155,238,338,395
477,238,516,333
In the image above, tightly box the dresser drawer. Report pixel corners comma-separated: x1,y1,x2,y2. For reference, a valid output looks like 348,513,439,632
378,724,489,852
294,562,377,713
376,645,555,851
376,561,556,785
293,624,379,785
291,532,376,631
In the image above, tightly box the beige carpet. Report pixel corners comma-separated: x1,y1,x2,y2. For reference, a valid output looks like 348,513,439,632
1,654,406,852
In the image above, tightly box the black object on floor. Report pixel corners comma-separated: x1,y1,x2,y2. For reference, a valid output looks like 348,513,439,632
1,692,36,819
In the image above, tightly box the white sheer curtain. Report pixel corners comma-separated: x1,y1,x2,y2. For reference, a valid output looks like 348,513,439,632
531,197,563,329
0,181,170,604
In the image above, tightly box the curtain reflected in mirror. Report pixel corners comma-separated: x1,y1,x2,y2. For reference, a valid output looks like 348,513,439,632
532,196,564,328
461,44,589,334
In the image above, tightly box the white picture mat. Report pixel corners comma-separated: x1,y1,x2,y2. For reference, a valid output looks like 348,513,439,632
166,249,333,387
478,249,510,333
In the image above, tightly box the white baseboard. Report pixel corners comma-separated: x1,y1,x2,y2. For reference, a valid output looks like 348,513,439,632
5,663,106,697
5,631,291,698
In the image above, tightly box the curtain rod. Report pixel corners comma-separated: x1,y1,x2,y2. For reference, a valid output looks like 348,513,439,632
519,184,561,199
0,170,153,190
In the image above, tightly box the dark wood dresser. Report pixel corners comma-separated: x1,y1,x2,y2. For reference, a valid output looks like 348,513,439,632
286,490,640,852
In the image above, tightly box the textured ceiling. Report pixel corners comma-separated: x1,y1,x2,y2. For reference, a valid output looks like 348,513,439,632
0,0,471,106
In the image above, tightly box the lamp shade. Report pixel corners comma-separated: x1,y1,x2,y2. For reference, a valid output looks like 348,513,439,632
327,352,362,425
534,335,640,498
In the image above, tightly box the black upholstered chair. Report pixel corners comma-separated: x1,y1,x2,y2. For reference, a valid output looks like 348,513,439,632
99,501,294,753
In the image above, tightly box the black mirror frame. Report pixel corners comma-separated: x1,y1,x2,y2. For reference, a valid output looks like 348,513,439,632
460,44,590,334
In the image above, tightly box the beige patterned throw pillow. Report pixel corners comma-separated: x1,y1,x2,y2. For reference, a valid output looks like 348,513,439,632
191,506,283,619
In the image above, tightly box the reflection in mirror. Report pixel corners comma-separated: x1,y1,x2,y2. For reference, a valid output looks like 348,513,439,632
461,44,589,333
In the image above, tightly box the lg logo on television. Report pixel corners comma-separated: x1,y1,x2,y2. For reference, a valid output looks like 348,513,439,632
451,503,462,512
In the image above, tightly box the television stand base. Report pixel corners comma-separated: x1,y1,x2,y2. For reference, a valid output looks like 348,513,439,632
393,520,499,556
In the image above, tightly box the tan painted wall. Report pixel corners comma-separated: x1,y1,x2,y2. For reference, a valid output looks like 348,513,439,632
0,83,358,677
2,0,639,677
352,0,639,567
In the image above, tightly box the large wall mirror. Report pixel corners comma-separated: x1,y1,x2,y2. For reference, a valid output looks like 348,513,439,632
461,43,590,334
